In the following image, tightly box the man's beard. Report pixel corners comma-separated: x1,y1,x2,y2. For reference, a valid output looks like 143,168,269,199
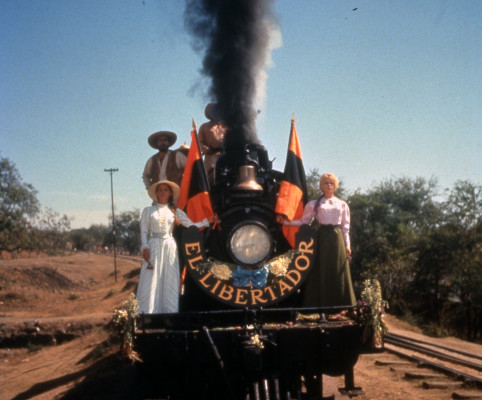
158,145,169,152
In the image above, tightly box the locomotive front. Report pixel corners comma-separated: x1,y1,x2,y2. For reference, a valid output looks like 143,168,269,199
211,143,282,271
178,142,315,311
134,138,378,400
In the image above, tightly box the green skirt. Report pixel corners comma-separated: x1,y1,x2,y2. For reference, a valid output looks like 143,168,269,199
302,224,356,307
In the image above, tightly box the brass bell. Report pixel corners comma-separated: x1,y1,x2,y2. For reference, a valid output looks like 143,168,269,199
233,165,263,191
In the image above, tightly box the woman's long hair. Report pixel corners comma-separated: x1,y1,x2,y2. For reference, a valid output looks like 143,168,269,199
168,196,176,214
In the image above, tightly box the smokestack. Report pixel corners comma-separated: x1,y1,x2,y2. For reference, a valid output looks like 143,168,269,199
184,0,280,160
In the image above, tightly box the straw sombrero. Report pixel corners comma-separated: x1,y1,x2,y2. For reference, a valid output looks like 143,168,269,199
148,131,177,149
148,180,180,203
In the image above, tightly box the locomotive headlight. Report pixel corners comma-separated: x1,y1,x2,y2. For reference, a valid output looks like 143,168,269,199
228,221,273,267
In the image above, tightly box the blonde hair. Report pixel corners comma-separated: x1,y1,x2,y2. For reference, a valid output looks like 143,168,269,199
320,173,339,190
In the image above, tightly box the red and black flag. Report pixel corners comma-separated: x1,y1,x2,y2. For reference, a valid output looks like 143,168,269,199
275,116,308,248
178,120,214,224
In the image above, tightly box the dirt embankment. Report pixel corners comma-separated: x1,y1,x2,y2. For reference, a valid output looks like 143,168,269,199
0,253,142,400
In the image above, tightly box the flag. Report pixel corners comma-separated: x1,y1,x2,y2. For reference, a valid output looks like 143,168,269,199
178,122,214,224
178,122,215,294
275,116,308,248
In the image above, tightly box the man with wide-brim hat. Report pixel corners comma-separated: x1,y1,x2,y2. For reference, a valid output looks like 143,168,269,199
142,130,188,189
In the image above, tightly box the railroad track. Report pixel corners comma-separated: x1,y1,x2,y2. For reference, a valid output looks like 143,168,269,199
379,332,482,399
384,333,482,376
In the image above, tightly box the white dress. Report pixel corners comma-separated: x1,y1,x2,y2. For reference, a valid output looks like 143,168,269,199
137,204,209,314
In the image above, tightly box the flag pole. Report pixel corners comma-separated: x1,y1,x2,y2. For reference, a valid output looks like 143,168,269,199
192,118,204,161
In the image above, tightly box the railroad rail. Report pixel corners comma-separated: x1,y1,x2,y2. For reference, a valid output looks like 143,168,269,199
383,332,482,388
384,333,482,373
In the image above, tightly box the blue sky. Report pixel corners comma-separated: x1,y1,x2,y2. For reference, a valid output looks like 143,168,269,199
1,0,480,229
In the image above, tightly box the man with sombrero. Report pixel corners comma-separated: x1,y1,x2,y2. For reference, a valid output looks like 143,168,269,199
142,130,188,189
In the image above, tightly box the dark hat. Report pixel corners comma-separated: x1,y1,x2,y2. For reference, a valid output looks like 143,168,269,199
148,131,177,149
204,103,221,121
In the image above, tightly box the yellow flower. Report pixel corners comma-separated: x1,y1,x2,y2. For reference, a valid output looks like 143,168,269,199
211,263,233,280
269,255,290,277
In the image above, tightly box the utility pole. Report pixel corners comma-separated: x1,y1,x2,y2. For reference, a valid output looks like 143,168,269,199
104,168,119,282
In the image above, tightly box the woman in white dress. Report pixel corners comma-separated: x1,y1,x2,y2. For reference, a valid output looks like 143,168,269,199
137,180,212,314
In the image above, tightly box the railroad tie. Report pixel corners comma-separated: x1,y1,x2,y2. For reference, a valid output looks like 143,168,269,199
452,392,482,399
389,367,420,373
375,360,412,366
404,371,446,380
422,381,463,389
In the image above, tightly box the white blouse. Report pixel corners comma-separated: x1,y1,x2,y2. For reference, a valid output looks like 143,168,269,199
140,204,209,250
284,196,351,249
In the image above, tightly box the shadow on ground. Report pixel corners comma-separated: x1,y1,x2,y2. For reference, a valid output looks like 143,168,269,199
11,343,155,400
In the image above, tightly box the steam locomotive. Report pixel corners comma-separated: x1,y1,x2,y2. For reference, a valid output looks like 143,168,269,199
135,143,379,400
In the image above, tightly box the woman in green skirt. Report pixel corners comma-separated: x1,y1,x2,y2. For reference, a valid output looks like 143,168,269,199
278,172,356,307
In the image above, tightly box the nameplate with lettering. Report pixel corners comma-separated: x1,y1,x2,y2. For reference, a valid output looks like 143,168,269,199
181,225,316,308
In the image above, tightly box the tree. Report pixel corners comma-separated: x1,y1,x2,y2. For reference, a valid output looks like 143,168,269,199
412,181,482,338
70,229,92,252
348,177,442,311
347,177,482,339
70,224,109,252
444,180,481,228
0,157,40,253
104,210,141,255
306,168,321,201
0,156,74,256
31,208,71,255
445,181,482,340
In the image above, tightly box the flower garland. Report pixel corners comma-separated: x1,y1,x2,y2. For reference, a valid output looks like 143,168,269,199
196,251,296,288
112,293,142,362
358,279,389,349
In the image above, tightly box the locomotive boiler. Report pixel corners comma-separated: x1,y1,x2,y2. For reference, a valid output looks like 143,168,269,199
135,142,380,400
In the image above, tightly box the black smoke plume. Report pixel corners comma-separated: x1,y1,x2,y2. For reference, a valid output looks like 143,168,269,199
184,0,277,157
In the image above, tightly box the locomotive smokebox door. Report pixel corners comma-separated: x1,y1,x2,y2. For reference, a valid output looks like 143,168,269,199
180,224,317,309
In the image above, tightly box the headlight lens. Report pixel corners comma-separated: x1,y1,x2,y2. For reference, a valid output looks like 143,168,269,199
229,222,272,267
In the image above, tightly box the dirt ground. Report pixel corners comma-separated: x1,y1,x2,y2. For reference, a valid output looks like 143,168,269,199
0,253,481,400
